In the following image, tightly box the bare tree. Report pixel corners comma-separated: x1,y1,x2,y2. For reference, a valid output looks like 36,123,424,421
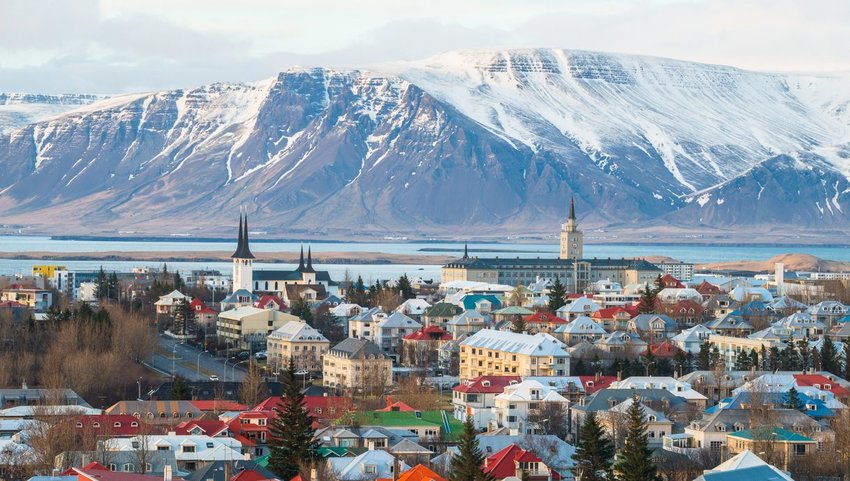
131,422,157,475
239,360,269,407
527,402,569,439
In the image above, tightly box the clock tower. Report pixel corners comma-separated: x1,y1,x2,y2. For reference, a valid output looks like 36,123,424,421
559,195,583,260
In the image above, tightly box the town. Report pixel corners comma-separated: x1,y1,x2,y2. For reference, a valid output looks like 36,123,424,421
2,199,850,481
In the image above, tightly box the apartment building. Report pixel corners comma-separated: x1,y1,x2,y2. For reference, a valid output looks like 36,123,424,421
459,329,570,381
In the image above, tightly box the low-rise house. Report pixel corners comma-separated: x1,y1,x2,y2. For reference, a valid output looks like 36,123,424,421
105,401,203,426
774,312,826,338
570,389,692,441
598,398,672,447
105,434,242,472
0,387,89,408
709,335,784,369
374,313,422,357
554,316,606,346
671,325,713,354
446,310,489,339
628,314,678,341
491,380,569,435
0,288,53,311
556,297,600,321
594,331,647,357
458,294,503,314
384,464,446,481
323,338,393,392
640,340,684,362
481,444,563,481
328,450,408,481
347,307,386,339
339,410,464,449
190,299,219,334
254,294,286,311
727,427,816,471
608,376,707,408
459,329,570,381
693,450,793,481
266,321,330,372
661,299,707,328
704,314,754,337
694,280,724,301
809,301,848,328
401,326,452,367
452,376,522,429
395,299,432,320
422,303,463,329
154,290,191,317
521,312,567,333
591,306,633,331
314,425,419,451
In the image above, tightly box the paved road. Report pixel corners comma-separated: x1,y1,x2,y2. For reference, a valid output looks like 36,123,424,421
153,335,246,382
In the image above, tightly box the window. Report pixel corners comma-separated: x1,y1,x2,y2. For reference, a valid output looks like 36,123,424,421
364,465,377,474
183,446,196,453
132,441,140,449
76,422,83,428
108,464,117,471
123,464,134,472
114,422,122,428
795,444,807,456
93,422,101,428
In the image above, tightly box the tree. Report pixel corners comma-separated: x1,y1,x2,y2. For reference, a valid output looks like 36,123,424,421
572,412,614,481
94,267,108,300
397,274,415,300
821,337,839,374
510,315,527,334
350,276,368,305
769,346,781,371
268,358,320,480
173,299,195,336
240,360,270,407
780,336,799,371
636,283,657,314
798,338,811,371
697,341,711,370
170,375,190,400
450,417,493,481
527,402,569,439
548,277,567,311
845,342,850,381
784,386,805,411
290,296,313,323
734,350,752,371
612,396,660,481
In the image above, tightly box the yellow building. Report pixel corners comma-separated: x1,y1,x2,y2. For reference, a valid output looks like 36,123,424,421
266,320,330,372
323,338,392,392
32,265,65,279
216,306,300,351
458,329,570,381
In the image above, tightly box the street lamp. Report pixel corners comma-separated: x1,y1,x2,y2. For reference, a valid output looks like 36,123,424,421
231,360,249,382
136,378,143,401
223,357,236,382
197,350,209,378
172,345,178,379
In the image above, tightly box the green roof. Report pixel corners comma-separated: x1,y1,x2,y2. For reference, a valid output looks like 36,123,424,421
728,427,814,442
424,303,462,318
254,454,269,468
492,306,534,315
336,410,464,441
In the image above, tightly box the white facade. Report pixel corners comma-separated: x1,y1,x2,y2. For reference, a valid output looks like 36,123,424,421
492,380,569,435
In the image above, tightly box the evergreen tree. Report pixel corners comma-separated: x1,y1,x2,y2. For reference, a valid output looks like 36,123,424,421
636,283,657,314
612,395,660,481
769,346,781,371
760,345,769,371
173,272,185,291
780,336,799,371
94,267,108,300
548,277,567,311
783,386,805,411
450,417,493,481
396,274,415,300
710,346,722,370
173,299,195,336
734,351,751,371
170,375,190,400
798,338,811,371
811,347,822,371
697,341,711,370
844,343,850,381
107,272,119,300
653,274,664,293
349,276,368,306
644,347,656,376
571,412,614,481
290,296,313,323
510,315,528,334
822,336,840,374
268,358,320,479
673,350,688,375
749,350,759,370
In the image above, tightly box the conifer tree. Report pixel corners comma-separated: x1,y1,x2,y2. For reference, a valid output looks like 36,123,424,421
170,375,190,400
350,276,368,305
612,395,660,481
821,337,839,374
290,296,313,323
760,345,769,370
769,346,780,371
697,341,711,370
749,350,759,370
734,351,751,371
94,267,108,300
397,274,415,300
780,335,799,371
511,315,528,334
548,276,567,311
636,283,657,314
844,343,850,382
450,417,493,481
798,338,811,371
571,412,614,481
269,358,319,479
784,386,805,411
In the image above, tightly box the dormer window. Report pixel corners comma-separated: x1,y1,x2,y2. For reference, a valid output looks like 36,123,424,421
114,422,122,428
76,422,83,428
93,422,100,428
131,422,139,428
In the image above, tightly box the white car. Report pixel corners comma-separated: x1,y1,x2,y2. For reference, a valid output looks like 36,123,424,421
208,375,220,381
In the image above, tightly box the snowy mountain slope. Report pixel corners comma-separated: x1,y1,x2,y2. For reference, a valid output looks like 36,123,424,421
0,93,108,134
1,48,850,238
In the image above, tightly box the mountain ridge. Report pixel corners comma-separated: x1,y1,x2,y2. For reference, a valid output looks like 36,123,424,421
1,48,849,240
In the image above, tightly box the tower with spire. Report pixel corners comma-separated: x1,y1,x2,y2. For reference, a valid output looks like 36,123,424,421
231,210,255,293
559,195,583,260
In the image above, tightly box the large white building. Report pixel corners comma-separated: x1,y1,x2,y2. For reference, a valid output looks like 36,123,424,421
492,380,569,435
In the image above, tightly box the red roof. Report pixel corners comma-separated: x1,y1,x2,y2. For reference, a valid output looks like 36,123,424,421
73,415,153,436
174,419,229,437
523,311,567,325
252,396,352,420
0,300,27,308
190,400,248,412
190,298,218,315
641,340,684,359
377,465,447,481
592,306,630,320
695,280,723,295
577,376,617,394
566,294,593,299
376,396,416,412
256,294,287,310
230,470,269,481
482,444,561,481
403,325,452,341
62,462,110,475
454,376,522,394
794,374,850,397
659,274,685,289
72,468,181,481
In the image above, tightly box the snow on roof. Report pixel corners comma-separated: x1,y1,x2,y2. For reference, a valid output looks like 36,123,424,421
460,329,568,357
268,320,329,342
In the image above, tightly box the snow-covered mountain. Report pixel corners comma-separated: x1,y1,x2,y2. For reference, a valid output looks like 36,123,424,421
1,48,849,238
0,93,108,133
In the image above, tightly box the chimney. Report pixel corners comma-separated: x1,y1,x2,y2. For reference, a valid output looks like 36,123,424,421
393,456,400,481
164,465,172,481
617,370,622,381
386,396,393,408
224,462,231,481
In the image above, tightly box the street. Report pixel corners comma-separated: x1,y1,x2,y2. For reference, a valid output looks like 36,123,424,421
152,335,246,382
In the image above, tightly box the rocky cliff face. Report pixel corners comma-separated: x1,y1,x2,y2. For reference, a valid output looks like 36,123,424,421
1,49,849,238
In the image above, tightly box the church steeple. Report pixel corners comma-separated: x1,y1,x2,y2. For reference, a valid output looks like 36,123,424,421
568,195,576,222
231,211,255,259
462,242,469,260
297,245,306,272
304,246,316,273
560,193,583,261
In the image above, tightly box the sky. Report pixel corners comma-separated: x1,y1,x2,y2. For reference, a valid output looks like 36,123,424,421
2,0,849,94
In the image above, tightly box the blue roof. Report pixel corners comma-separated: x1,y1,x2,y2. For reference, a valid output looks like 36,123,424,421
718,391,834,418
460,294,502,311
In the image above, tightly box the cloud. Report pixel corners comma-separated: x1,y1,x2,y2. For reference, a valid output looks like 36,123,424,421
1,0,849,93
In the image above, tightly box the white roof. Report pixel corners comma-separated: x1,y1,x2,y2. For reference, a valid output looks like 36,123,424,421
460,329,569,357
729,285,773,302
495,380,568,403
657,288,702,304
610,377,707,401
107,435,242,462
377,312,422,329
556,316,606,334
332,303,362,317
328,449,408,481
672,325,713,343
0,405,101,418
154,289,191,306
559,297,600,313
395,298,431,314
709,450,792,480
608,398,670,423
268,320,329,343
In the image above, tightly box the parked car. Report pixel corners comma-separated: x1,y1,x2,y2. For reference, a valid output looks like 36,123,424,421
208,375,220,381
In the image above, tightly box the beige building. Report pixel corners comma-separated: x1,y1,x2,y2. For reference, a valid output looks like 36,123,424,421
323,338,392,392
266,320,330,372
709,335,785,369
459,329,570,381
217,306,300,350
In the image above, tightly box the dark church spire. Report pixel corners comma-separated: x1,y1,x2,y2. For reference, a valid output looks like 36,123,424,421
297,245,306,272
463,242,469,259
304,245,316,273
231,210,255,259
568,195,576,221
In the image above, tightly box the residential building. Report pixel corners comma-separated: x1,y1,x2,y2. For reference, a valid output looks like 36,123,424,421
216,307,301,351
491,380,569,434
459,329,570,381
153,290,191,316
0,288,52,311
104,434,242,472
553,316,606,346
328,450,408,481
608,376,708,408
628,314,679,341
395,299,432,320
671,325,713,354
452,376,522,429
266,320,330,372
598,398,672,447
422,303,463,329
105,401,203,425
323,338,393,392
481,444,563,481
348,307,386,339
655,262,694,282
446,310,489,339
709,335,784,369
726,427,816,471
693,450,792,481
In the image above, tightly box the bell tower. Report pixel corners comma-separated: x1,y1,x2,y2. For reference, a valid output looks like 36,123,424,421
559,195,583,260
231,210,255,293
